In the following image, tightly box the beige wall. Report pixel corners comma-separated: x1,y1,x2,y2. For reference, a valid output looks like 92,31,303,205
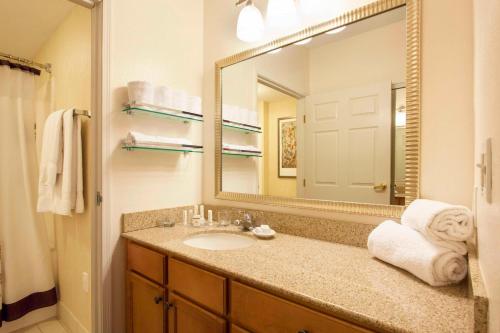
473,0,500,331
107,0,204,331
309,20,405,93
35,6,92,333
420,0,473,207
263,98,297,197
203,0,474,224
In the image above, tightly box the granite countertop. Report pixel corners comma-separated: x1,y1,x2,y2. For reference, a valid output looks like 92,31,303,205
122,225,474,333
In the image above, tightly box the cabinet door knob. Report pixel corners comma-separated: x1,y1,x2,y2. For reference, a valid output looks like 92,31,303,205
298,330,309,333
154,295,164,304
165,302,175,310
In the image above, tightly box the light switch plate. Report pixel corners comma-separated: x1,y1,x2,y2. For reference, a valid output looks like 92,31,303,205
485,138,492,203
476,138,492,203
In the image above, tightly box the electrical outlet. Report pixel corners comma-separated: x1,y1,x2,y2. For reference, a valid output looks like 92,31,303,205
82,272,89,293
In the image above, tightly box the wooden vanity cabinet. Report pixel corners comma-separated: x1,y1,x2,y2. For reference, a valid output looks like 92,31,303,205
126,242,168,333
126,241,372,333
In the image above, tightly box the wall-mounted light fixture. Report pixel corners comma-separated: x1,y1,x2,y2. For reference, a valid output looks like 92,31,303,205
236,0,265,42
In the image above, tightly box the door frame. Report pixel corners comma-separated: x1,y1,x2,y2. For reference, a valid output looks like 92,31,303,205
89,0,111,332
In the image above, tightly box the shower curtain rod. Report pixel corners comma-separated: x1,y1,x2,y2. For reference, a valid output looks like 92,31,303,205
0,52,52,73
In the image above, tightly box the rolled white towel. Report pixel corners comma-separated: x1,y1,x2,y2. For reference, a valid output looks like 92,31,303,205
367,220,468,286
401,199,473,255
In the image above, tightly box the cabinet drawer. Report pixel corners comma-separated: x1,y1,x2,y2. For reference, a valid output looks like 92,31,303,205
170,259,227,315
127,242,166,285
231,282,373,333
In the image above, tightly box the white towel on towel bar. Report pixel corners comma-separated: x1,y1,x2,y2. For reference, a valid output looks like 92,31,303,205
37,109,64,212
38,109,84,215
367,220,467,286
52,109,84,215
401,199,473,254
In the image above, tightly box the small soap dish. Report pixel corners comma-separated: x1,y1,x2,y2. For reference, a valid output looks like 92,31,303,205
252,225,276,239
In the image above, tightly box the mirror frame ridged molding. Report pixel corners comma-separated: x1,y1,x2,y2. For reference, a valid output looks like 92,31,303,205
214,0,420,218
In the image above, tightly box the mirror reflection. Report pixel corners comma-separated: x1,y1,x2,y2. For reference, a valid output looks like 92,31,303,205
221,6,407,205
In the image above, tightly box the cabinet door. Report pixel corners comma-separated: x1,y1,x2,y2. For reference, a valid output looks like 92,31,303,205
127,272,166,333
231,325,251,333
168,292,226,333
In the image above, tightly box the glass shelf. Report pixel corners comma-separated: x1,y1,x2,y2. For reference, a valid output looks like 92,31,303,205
122,144,203,154
222,150,262,158
222,120,262,134
123,101,203,123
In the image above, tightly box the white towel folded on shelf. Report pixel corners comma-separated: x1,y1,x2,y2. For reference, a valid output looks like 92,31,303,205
37,110,64,212
126,131,192,147
367,220,468,286
222,143,261,153
401,199,473,254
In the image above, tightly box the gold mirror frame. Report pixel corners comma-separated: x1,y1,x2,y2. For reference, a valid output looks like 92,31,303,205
215,0,420,217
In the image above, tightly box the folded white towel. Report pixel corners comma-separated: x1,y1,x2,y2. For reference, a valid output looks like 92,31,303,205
401,199,473,254
126,131,192,147
222,143,261,153
37,110,64,212
367,220,468,286
53,109,84,215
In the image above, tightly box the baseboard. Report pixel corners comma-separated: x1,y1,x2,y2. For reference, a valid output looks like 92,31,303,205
0,305,57,333
57,302,89,333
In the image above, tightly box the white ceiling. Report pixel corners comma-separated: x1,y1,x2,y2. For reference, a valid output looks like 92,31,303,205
0,0,75,59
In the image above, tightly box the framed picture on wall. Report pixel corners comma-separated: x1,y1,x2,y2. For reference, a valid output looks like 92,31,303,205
278,117,297,178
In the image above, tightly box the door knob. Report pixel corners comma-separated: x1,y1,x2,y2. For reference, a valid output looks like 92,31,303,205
154,295,164,304
373,183,387,192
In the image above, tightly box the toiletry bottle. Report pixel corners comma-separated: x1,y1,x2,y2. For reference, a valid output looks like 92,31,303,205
199,205,206,226
191,214,201,227
208,210,213,226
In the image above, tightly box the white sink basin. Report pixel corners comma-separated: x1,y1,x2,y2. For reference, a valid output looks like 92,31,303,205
183,232,255,250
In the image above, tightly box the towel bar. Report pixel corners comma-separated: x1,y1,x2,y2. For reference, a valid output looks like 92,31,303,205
73,109,91,118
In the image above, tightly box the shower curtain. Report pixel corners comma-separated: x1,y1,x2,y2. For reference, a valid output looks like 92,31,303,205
0,62,57,325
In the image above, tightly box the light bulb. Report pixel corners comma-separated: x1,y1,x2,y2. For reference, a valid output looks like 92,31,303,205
237,2,264,43
294,37,312,45
266,0,298,30
326,26,346,35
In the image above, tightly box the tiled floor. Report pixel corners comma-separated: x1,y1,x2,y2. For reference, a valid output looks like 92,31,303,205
14,320,69,333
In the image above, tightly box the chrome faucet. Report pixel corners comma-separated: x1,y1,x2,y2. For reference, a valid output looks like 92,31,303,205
234,212,255,231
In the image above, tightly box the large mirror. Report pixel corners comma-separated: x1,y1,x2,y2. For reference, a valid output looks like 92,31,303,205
216,0,420,217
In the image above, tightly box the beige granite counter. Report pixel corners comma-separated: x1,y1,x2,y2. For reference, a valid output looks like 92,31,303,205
122,225,474,333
